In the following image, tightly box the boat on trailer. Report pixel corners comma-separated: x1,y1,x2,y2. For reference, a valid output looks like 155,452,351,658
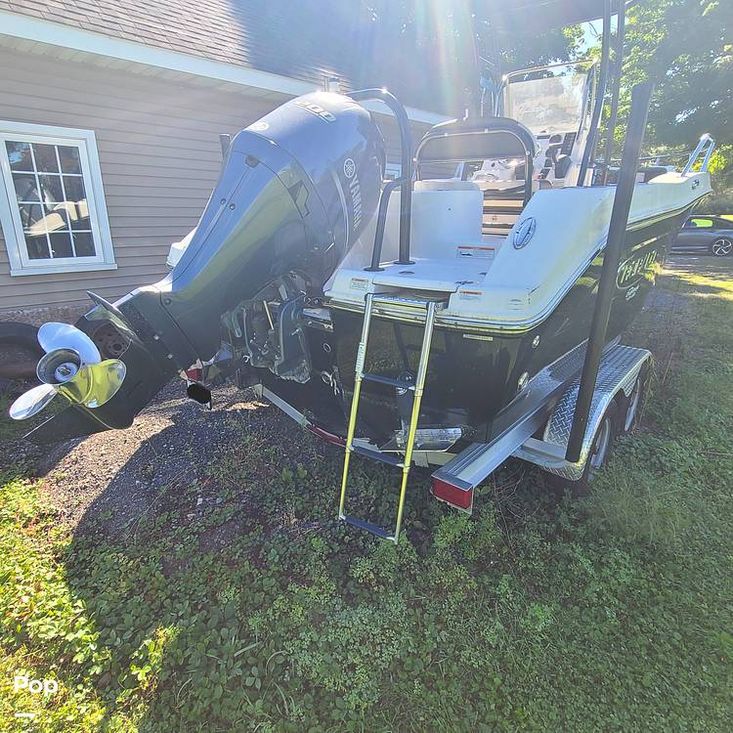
10,0,714,542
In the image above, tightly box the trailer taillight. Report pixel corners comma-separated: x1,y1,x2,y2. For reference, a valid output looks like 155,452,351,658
185,367,203,382
307,424,346,446
431,477,474,513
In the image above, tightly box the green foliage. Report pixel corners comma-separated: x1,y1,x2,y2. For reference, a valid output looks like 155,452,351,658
698,190,733,215
621,0,732,149
1,266,732,731
362,0,583,114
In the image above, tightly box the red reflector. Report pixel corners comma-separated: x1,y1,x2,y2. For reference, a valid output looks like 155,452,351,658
307,425,346,446
185,367,203,382
431,477,474,511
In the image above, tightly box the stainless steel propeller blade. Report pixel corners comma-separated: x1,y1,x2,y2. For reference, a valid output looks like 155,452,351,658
8,383,58,420
57,359,127,408
37,322,101,365
8,313,127,422
9,359,126,421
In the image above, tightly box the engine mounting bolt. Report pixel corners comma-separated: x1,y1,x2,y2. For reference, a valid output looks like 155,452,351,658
153,334,160,341
220,198,226,205
228,203,236,210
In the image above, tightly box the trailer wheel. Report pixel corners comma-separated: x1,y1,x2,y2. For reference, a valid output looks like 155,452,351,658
550,402,618,496
618,364,649,434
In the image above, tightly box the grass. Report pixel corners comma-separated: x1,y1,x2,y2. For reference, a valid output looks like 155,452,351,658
1,265,732,732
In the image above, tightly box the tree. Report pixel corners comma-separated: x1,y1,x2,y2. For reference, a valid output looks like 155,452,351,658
361,1,581,115
624,0,732,149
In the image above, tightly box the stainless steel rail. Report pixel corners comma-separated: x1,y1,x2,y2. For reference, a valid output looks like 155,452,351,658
682,134,716,175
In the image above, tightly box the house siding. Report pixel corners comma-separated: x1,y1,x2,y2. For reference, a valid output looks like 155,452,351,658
0,46,282,312
0,45,425,315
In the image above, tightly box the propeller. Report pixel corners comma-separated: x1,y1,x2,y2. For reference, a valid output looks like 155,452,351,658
9,322,126,420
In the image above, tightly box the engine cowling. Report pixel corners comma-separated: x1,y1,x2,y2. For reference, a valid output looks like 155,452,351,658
15,92,386,441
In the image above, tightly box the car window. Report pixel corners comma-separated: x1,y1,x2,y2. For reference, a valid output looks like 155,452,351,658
688,218,713,228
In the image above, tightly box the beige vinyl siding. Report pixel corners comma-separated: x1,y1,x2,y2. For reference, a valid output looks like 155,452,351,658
0,46,278,311
0,44,429,314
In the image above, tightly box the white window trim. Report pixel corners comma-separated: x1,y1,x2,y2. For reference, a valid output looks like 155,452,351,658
0,120,116,276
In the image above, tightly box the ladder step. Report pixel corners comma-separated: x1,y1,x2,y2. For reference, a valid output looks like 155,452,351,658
352,444,404,467
361,373,415,390
338,293,439,543
341,514,395,541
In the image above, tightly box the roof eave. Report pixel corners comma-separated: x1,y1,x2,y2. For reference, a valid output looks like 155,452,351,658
0,10,447,126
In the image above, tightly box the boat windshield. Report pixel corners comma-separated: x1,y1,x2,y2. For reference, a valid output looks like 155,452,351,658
505,69,589,135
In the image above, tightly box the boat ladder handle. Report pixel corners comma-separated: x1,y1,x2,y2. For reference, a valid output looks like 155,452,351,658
338,295,438,543
682,134,716,175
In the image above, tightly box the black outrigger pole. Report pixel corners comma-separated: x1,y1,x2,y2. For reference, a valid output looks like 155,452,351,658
565,81,653,463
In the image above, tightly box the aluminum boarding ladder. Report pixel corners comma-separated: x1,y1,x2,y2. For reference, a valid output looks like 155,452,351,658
338,292,443,543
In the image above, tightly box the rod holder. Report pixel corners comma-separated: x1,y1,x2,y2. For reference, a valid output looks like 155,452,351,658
219,133,232,158
565,82,654,463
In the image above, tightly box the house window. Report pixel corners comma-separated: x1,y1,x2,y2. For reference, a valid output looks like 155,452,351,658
0,121,115,276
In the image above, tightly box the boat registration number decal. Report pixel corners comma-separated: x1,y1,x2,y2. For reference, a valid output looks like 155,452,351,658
457,245,495,259
617,249,658,289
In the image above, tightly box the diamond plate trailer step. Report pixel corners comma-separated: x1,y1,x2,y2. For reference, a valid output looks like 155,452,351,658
431,342,650,510
514,345,651,481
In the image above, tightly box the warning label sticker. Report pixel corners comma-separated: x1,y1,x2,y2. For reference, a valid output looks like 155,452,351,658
349,277,369,291
456,245,495,260
458,289,483,301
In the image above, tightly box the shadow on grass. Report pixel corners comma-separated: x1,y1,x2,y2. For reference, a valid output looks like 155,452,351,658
56,396,466,730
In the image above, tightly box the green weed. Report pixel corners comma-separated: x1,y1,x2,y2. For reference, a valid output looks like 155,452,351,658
1,265,732,731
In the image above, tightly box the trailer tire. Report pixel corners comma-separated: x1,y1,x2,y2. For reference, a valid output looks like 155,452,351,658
618,363,649,435
0,321,42,380
550,402,618,497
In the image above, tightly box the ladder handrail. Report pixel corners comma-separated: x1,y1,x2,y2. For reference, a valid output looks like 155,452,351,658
339,293,438,543
365,178,402,272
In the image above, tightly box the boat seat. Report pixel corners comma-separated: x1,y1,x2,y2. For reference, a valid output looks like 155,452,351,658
416,117,537,238
416,117,536,165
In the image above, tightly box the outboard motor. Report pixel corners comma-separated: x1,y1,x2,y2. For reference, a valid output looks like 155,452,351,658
12,92,385,440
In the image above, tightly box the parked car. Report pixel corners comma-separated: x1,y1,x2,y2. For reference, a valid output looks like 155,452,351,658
672,216,733,256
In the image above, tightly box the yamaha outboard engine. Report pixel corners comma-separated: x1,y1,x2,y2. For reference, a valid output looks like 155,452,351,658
12,92,385,440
